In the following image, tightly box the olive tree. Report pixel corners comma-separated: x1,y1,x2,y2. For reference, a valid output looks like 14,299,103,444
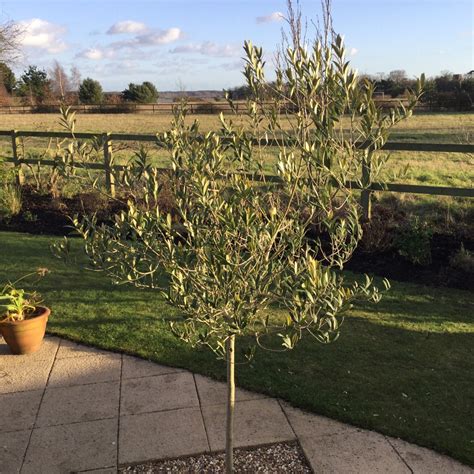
56,7,423,473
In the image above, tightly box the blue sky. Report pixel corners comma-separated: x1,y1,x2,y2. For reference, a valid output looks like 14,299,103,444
1,0,472,91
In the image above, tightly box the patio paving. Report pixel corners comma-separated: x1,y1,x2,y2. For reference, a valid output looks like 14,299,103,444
0,335,471,473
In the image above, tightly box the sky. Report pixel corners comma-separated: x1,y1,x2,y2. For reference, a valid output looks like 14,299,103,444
1,0,472,91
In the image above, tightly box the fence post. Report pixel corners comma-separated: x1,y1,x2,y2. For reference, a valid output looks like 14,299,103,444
360,153,372,221
102,132,115,197
11,130,24,186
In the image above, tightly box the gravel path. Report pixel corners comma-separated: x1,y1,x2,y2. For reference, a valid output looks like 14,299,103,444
119,442,311,473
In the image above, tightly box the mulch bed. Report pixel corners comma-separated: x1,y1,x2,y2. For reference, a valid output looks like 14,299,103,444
119,442,311,473
1,187,472,290
0,185,126,235
345,234,474,291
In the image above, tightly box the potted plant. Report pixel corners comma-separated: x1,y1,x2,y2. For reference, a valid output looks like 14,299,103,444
0,268,50,355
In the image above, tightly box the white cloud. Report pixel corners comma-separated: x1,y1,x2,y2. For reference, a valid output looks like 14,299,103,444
76,47,114,60
256,12,284,24
105,27,183,51
18,18,67,54
76,27,182,61
136,27,182,45
107,20,148,35
350,47,358,56
171,41,240,57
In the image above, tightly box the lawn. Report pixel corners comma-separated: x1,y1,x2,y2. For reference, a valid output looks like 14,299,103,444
0,231,473,466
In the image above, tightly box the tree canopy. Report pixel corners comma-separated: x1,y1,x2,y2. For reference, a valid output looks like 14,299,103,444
17,66,51,105
122,81,159,103
78,77,104,104
0,62,15,94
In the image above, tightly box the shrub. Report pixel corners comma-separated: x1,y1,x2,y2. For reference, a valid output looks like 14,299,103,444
449,245,474,274
359,203,406,253
0,166,22,218
394,217,433,265
0,182,22,218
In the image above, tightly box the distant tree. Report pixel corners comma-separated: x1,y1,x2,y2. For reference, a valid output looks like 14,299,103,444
0,62,16,94
388,70,407,83
104,92,123,105
17,66,51,105
228,82,282,101
0,21,23,64
49,61,72,100
420,78,437,107
227,84,252,100
70,66,81,91
78,78,104,104
461,78,474,106
122,81,159,103
435,72,456,93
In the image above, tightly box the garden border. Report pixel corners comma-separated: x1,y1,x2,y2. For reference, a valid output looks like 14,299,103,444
1,129,472,220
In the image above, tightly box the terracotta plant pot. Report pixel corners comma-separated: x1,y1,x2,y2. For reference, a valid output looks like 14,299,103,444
0,306,50,355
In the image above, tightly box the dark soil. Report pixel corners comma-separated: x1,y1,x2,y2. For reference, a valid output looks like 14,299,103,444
346,235,474,291
0,185,126,235
1,188,472,291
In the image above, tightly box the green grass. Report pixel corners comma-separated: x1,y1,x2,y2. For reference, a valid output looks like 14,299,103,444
0,231,473,466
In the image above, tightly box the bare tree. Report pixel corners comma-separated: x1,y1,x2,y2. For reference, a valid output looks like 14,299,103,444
388,70,408,83
70,65,81,91
49,60,71,100
0,20,23,64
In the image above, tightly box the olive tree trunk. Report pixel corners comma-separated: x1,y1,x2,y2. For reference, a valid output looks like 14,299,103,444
225,335,236,474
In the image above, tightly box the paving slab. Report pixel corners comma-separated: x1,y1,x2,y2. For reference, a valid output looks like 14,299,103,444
0,429,31,474
22,418,118,474
298,424,410,473
0,389,43,432
387,437,473,473
0,357,53,394
122,354,184,379
194,374,267,406
121,371,199,415
2,336,471,473
281,402,350,438
47,353,121,388
36,381,120,427
55,339,112,359
119,407,208,465
202,398,295,452
0,336,60,362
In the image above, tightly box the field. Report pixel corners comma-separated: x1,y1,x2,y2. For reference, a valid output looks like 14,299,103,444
1,110,473,139
0,111,473,189
0,231,472,465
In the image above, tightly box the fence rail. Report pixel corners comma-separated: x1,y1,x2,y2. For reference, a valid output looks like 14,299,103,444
0,129,472,219
0,98,420,115
0,103,468,115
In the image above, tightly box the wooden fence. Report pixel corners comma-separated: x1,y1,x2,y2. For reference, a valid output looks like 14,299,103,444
0,103,234,115
0,98,416,115
0,129,472,220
